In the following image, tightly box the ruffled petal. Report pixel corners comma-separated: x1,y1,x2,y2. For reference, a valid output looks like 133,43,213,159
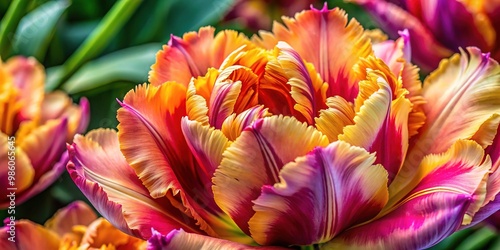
384,140,490,220
221,105,271,141
149,27,253,86
117,82,188,199
339,70,411,183
275,42,328,124
324,192,472,250
253,6,373,101
147,229,286,250
249,141,388,245
314,96,355,142
44,201,97,236
67,129,202,239
0,219,60,250
213,115,328,234
390,47,500,205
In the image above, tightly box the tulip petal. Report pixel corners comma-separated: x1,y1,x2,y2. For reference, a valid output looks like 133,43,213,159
253,6,373,101
275,42,328,124
180,118,231,203
339,70,411,183
80,218,146,249
0,219,60,250
324,192,472,249
149,27,253,86
390,47,500,205
249,141,388,245
221,105,271,141
213,115,328,234
0,133,34,208
147,229,286,250
18,118,68,180
314,96,355,142
40,91,90,140
117,82,188,198
351,0,453,71
4,56,44,122
44,201,97,236
67,129,201,239
416,0,495,52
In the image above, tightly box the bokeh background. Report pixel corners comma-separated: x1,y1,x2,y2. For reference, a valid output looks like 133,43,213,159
0,0,498,249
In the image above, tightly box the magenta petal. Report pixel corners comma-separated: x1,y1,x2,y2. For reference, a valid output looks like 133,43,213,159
249,141,388,245
326,192,472,249
67,129,202,239
147,229,286,250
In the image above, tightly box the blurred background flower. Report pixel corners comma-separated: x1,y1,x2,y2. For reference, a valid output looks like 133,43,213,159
350,0,500,72
0,56,88,209
0,201,146,249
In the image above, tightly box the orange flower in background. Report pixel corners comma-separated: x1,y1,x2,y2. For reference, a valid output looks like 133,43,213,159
0,57,89,208
67,5,500,249
0,201,146,250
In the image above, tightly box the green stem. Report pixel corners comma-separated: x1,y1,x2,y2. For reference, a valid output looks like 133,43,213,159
52,0,142,90
0,0,31,58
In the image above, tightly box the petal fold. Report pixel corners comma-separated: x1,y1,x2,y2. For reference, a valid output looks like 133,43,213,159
249,141,388,245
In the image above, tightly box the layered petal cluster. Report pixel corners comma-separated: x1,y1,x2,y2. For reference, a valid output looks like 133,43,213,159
0,57,89,208
0,201,146,249
350,0,500,72
68,5,500,249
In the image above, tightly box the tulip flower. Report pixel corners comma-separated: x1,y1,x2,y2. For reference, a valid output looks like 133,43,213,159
0,57,89,208
349,0,500,72
67,5,500,249
0,201,146,249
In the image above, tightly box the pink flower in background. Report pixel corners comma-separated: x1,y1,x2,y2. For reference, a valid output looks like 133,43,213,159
67,5,500,249
350,0,500,72
0,57,89,208
224,0,317,32
0,201,146,249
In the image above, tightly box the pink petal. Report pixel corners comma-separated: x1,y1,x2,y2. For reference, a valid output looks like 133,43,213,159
249,141,388,245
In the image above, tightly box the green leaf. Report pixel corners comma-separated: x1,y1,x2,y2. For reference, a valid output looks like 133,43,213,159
0,0,31,58
49,0,142,90
46,43,161,93
12,0,70,61
162,0,235,38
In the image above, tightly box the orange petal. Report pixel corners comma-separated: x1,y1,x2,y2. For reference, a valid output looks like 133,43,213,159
0,219,60,249
253,6,373,102
80,218,146,249
149,27,253,86
44,201,97,237
221,105,271,141
0,133,34,208
4,56,44,122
